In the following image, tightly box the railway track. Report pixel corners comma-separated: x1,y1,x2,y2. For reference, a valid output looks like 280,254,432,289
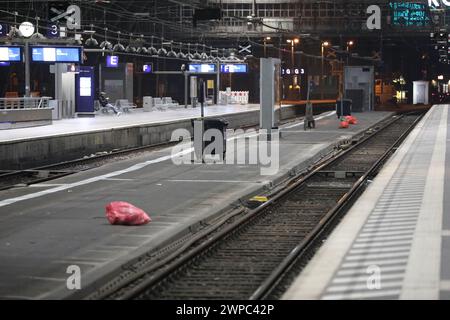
0,141,177,191
84,113,422,300
0,114,309,191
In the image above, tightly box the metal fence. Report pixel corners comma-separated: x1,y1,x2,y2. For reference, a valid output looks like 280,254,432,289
0,97,52,110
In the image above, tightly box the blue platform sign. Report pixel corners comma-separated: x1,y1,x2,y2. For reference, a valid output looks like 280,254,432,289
143,64,152,73
188,64,216,73
220,64,248,73
31,46,82,63
75,66,95,114
0,24,9,37
106,55,119,68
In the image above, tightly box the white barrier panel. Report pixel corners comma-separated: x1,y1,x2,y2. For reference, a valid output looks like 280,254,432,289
219,91,249,105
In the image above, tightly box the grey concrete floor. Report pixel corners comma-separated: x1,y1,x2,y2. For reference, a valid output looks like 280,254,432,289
0,111,392,299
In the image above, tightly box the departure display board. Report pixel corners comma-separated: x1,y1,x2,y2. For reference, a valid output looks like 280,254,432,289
389,2,430,27
0,46,22,62
220,64,248,73
31,46,82,63
188,64,216,73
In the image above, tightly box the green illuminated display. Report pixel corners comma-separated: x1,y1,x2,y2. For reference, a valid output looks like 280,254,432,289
390,2,431,26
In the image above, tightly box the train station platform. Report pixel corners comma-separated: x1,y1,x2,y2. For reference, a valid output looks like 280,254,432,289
0,110,392,299
283,104,450,300
0,102,336,170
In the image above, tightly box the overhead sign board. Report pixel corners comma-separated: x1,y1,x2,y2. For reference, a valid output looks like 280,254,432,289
0,24,9,37
281,68,305,76
188,64,217,73
143,64,153,73
31,46,82,63
0,46,22,62
220,64,248,73
106,55,119,68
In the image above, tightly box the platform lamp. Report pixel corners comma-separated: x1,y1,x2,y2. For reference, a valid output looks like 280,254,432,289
148,36,158,56
113,31,125,52
193,43,202,60
157,37,168,56
30,16,46,40
177,42,187,60
7,11,23,39
186,43,194,61
220,48,227,62
125,33,137,53
263,36,271,58
200,44,209,60
136,35,148,54
209,47,217,61
85,25,98,47
167,41,177,58
346,40,354,64
100,28,113,52
321,41,330,99
211,48,220,63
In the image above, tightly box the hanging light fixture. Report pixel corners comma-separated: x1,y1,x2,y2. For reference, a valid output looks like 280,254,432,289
207,46,214,61
186,43,194,60
157,37,168,56
30,16,46,40
100,28,113,50
136,35,148,54
7,12,23,38
211,48,220,62
148,36,158,56
193,43,202,60
220,49,227,61
85,24,98,47
113,31,125,52
166,41,177,58
177,42,187,60
200,44,209,61
125,33,137,53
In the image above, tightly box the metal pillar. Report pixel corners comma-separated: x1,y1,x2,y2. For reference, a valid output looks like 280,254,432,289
184,72,188,108
24,42,30,97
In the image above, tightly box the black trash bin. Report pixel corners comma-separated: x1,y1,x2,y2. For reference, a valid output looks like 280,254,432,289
204,118,228,156
336,99,352,118
191,118,228,159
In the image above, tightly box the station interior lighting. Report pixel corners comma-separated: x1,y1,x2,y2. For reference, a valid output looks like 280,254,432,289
0,11,245,64
113,31,125,52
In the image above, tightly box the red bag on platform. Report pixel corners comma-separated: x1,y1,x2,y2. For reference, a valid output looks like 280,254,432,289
106,202,151,226
345,115,358,125
340,120,349,129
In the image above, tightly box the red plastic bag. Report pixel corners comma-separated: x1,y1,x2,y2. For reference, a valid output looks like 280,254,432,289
340,120,349,129
106,202,151,226
345,115,358,125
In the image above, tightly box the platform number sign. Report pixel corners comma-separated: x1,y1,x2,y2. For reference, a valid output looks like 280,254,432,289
0,24,9,37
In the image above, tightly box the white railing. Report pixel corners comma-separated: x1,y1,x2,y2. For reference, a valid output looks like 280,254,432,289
0,97,52,110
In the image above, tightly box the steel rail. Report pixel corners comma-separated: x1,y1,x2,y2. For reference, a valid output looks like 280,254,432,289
249,112,424,300
103,113,419,300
